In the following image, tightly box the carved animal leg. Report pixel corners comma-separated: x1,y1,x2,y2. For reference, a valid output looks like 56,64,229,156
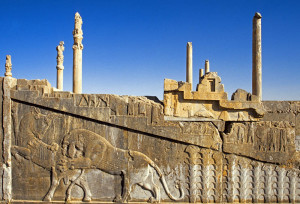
139,169,160,202
121,184,132,203
66,179,76,202
66,170,88,202
121,171,132,203
44,167,60,201
78,177,92,202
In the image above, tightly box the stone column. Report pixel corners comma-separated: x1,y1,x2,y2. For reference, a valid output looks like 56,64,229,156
72,12,83,94
56,41,64,90
186,42,193,87
252,12,262,101
2,55,15,201
2,56,16,201
199,69,204,83
5,55,12,77
205,60,210,73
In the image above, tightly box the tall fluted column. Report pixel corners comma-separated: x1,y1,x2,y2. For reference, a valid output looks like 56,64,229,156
56,41,64,90
252,12,262,101
205,60,210,73
186,42,193,87
73,12,83,94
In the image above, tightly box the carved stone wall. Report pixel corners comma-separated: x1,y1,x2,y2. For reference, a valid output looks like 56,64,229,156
1,77,299,203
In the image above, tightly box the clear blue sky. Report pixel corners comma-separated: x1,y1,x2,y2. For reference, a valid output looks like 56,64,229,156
1,0,300,100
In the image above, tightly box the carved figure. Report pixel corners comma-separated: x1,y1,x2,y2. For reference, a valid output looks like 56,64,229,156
224,123,247,144
237,125,245,144
56,41,64,70
247,123,255,143
11,108,59,161
279,129,286,152
72,12,83,93
267,129,276,151
73,12,83,49
53,129,184,202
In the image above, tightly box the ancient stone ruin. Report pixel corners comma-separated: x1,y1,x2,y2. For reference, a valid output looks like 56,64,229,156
1,12,300,203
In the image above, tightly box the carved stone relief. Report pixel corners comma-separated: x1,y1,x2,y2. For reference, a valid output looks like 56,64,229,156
2,78,299,203
10,102,186,202
184,146,300,203
223,121,296,164
296,135,300,151
185,145,223,203
223,154,300,203
180,122,222,150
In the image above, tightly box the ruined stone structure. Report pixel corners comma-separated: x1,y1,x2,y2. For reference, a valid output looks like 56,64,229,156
1,12,299,203
56,41,65,91
72,12,83,94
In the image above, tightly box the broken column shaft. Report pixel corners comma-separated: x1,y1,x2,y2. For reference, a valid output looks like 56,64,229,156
73,12,83,94
205,60,210,73
186,42,193,87
252,12,262,101
5,55,12,77
199,68,204,83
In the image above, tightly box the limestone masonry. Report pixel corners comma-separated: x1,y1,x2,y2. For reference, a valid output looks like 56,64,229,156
1,12,300,203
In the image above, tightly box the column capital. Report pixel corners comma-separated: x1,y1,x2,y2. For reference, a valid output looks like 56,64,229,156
72,44,84,50
5,55,12,77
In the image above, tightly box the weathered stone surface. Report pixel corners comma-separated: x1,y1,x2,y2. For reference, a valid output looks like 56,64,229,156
223,154,300,203
0,77,3,200
73,12,83,94
262,101,296,123
5,55,12,77
164,75,264,121
223,121,296,164
2,77,17,201
252,12,262,101
56,41,64,91
1,11,300,203
1,77,298,203
186,42,193,87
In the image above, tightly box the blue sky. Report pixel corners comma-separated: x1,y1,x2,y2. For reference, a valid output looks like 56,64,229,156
1,0,300,100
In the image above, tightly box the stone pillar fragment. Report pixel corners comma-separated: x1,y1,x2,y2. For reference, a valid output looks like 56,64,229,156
5,55,12,77
2,77,16,202
199,69,204,83
186,42,193,87
73,12,83,94
56,41,64,90
205,60,210,74
252,12,262,101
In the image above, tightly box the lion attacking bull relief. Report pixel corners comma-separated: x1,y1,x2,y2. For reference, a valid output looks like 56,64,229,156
12,115,184,203
57,129,184,203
